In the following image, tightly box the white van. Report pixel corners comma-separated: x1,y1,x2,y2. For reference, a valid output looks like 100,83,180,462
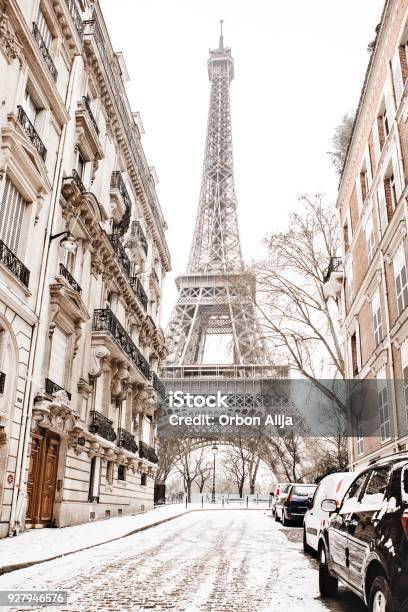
303,472,355,554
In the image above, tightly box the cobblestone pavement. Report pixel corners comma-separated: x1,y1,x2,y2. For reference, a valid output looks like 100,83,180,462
0,510,365,612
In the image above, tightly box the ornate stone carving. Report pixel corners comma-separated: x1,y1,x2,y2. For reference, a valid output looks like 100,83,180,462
32,395,80,436
0,9,22,65
89,345,110,377
111,360,130,398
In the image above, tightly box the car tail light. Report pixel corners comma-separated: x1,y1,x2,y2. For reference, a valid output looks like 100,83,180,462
286,493,292,507
402,512,408,539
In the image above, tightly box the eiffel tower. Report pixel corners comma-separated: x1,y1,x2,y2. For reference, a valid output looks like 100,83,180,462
164,23,271,369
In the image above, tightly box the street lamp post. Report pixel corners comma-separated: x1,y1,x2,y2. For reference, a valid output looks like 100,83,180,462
211,444,218,503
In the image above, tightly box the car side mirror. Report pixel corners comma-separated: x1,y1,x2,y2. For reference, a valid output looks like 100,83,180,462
321,498,337,513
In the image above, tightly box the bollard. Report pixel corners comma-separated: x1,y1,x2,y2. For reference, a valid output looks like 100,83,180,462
185,495,188,509
246,496,248,508
201,495,203,508
222,497,224,508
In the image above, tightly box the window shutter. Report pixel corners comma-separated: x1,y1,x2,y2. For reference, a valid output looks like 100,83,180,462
0,177,25,254
392,150,403,199
394,243,406,275
142,416,151,443
378,184,388,233
385,77,395,123
49,327,67,387
372,120,381,163
392,49,404,106
401,340,408,369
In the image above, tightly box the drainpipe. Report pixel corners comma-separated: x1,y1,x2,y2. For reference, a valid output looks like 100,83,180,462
8,54,81,535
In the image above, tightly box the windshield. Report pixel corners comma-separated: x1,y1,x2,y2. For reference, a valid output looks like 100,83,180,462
292,485,316,496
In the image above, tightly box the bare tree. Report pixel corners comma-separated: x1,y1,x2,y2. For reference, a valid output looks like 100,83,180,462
196,460,212,493
223,439,252,497
327,112,355,176
174,442,208,502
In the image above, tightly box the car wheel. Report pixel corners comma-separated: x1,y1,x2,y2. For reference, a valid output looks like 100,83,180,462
368,576,394,612
303,528,312,554
274,509,279,522
282,511,289,527
318,544,338,598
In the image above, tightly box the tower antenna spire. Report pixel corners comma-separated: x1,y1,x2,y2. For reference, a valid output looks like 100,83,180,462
219,19,224,49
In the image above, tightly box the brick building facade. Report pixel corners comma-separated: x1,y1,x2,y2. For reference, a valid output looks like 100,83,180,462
327,0,408,467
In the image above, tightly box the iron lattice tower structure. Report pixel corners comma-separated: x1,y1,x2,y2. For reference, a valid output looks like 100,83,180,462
165,25,266,367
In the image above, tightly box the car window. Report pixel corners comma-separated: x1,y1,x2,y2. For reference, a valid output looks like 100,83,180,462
360,467,390,506
292,485,316,496
341,472,368,512
281,484,291,494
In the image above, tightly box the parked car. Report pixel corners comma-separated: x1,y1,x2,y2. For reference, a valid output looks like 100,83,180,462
318,453,408,611
275,483,317,526
271,483,292,519
303,472,355,554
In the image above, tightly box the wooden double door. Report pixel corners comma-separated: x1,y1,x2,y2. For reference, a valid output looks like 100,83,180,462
26,429,60,527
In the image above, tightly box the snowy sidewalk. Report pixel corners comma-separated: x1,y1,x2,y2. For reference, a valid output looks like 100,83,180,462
0,504,188,575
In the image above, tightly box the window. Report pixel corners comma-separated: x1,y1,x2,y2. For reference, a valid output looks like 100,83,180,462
142,415,151,444
392,47,405,106
361,467,390,506
0,178,25,254
401,341,408,422
48,326,68,388
341,472,368,512
356,412,364,456
394,244,408,315
343,220,351,252
360,170,368,202
365,214,375,263
23,90,38,125
36,8,53,51
76,151,85,180
350,332,359,376
88,456,100,503
106,461,114,485
377,368,391,441
141,473,147,486
371,290,383,347
118,465,126,481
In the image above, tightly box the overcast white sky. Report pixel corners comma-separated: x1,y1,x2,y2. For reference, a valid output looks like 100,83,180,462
99,0,384,326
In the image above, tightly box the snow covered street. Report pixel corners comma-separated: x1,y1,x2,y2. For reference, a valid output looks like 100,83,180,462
0,510,364,611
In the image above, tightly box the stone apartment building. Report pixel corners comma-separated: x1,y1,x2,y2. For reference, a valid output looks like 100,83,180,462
325,0,408,468
0,0,170,537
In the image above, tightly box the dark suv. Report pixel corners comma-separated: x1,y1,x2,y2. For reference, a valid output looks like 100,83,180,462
318,453,408,611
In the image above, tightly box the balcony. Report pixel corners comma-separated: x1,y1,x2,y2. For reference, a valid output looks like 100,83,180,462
118,428,138,454
151,371,166,400
59,263,82,293
0,372,5,394
32,22,58,82
110,172,131,235
323,257,344,299
0,239,30,288
128,221,148,256
92,309,150,380
64,0,84,41
129,276,148,310
89,410,117,442
107,233,131,277
83,95,99,135
45,378,72,401
17,106,47,162
139,440,158,464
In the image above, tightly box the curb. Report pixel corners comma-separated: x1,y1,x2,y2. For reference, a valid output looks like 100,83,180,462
0,510,192,576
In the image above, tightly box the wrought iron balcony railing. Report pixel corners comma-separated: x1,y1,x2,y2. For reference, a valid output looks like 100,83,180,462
130,221,148,255
0,239,30,288
111,171,131,208
107,233,131,277
89,410,117,442
0,372,5,394
65,0,84,40
45,377,72,401
83,96,99,135
71,169,86,193
32,22,58,82
59,263,82,293
118,428,138,454
139,440,158,464
17,106,47,161
129,276,148,310
323,256,343,283
151,371,166,400
92,309,151,380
